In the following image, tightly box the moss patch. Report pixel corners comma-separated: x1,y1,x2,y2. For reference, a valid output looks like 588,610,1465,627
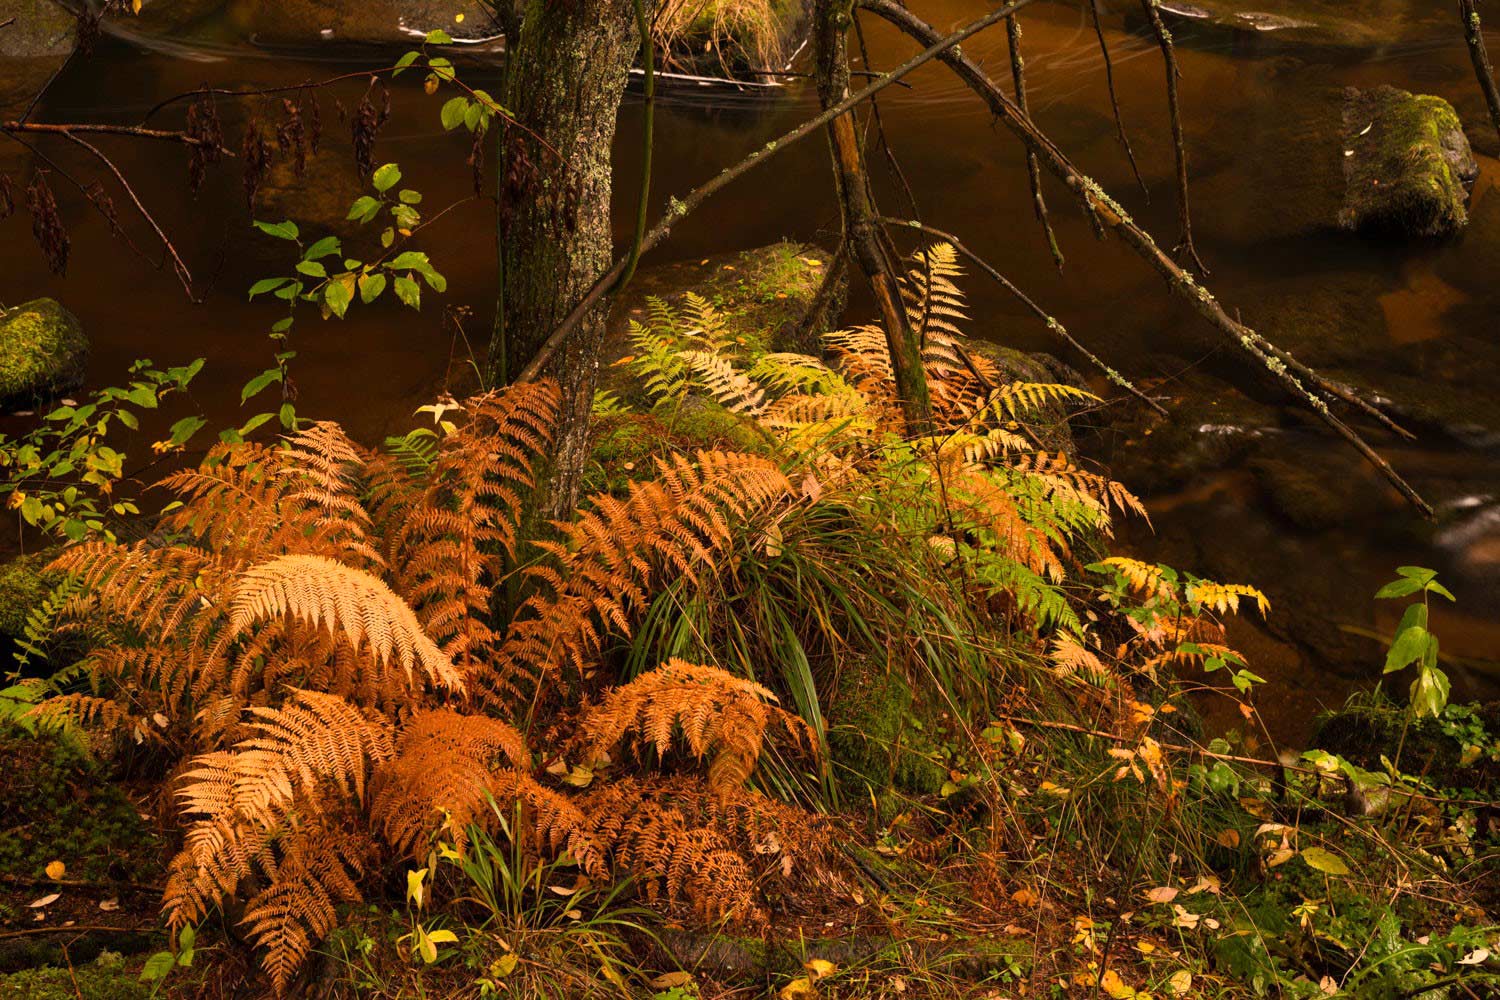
0,299,88,412
1339,87,1477,238
0,550,58,642
829,665,946,798
0,952,151,1000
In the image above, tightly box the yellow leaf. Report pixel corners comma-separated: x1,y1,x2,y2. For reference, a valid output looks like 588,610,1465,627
1167,969,1193,994
1216,829,1241,848
1011,888,1040,907
779,976,816,999
490,954,518,978
650,972,693,989
804,959,837,979
1266,848,1296,868
44,861,66,880
426,929,459,945
131,0,143,12
1144,886,1179,904
1099,969,1139,998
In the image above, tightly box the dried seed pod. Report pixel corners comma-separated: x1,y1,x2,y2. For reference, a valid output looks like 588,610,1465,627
0,174,14,221
26,171,70,276
304,89,322,155
467,126,485,198
84,181,123,239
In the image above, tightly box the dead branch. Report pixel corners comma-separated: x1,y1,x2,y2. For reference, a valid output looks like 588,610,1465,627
859,0,1431,517
1461,0,1500,147
1005,13,1064,268
1135,0,1207,274
876,216,1167,417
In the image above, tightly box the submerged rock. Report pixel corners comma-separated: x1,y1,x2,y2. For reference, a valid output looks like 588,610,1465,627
224,0,498,48
0,298,87,412
0,0,75,117
1339,87,1477,239
1150,0,1440,53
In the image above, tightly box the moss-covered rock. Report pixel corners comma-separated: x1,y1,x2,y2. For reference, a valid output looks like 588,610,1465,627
1313,700,1500,795
0,299,87,413
0,549,57,644
1339,87,1477,239
1146,0,1448,54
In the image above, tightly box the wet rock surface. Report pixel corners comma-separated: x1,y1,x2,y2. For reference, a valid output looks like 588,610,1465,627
223,0,498,49
1339,87,1477,239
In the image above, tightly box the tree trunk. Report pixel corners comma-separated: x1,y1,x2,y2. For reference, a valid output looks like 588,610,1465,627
490,0,638,515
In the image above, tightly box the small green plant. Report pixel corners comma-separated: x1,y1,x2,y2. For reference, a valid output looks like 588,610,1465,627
1376,566,1454,717
0,358,204,540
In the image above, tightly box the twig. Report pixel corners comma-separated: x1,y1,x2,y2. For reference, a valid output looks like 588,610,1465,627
2,120,229,154
58,131,196,298
1136,0,1207,274
614,0,655,293
859,0,1431,517
1086,0,1148,196
875,216,1167,417
1005,14,1064,268
0,925,154,940
1461,0,1500,148
514,0,1044,385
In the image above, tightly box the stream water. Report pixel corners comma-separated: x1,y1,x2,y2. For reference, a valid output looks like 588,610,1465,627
1,0,1496,741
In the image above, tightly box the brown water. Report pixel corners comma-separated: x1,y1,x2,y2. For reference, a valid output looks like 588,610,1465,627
2,1,1497,737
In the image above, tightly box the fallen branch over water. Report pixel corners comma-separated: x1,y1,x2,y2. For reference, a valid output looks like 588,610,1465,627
860,0,1431,518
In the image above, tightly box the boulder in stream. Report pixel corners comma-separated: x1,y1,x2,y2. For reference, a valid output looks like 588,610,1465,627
0,298,87,412
1150,0,1443,54
1339,86,1478,239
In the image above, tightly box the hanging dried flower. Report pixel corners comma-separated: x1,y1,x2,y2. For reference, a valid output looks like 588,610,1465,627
241,121,271,210
350,78,390,179
27,171,70,277
467,125,485,198
303,89,322,155
84,181,124,239
0,174,14,221
185,91,224,194
276,98,307,178
75,4,103,55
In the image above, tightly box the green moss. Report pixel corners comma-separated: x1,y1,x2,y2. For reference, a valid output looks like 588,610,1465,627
0,299,87,411
0,952,150,1000
1340,87,1477,237
0,733,162,883
0,550,57,641
829,666,946,797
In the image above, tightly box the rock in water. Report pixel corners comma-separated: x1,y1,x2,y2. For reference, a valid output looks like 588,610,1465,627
0,298,88,413
0,0,76,118
1339,86,1478,239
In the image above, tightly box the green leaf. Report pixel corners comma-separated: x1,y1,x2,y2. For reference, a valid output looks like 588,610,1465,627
358,272,387,304
240,368,283,404
1396,566,1438,583
347,196,381,223
253,219,299,241
1301,847,1350,876
1383,625,1431,674
372,163,402,193
302,235,342,260
394,275,421,310
247,277,289,299
237,412,276,437
440,96,468,131
1410,666,1451,718
140,951,176,982
168,416,206,446
1426,581,1456,602
393,51,420,75
390,251,430,270
464,102,483,132
398,189,423,205
295,260,327,278
419,267,447,293
1374,577,1422,599
324,276,354,319
270,317,294,334
279,402,297,430
425,29,453,44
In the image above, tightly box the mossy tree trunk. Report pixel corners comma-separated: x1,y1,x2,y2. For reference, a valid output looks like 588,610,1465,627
490,0,640,515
